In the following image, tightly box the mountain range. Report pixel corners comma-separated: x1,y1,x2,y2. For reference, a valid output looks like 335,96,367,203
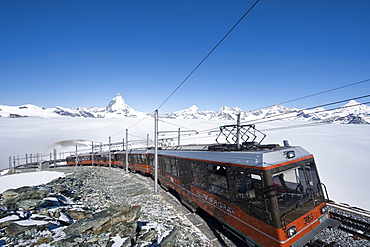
1,93,369,124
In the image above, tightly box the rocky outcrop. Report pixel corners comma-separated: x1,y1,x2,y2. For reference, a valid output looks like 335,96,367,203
0,172,142,246
0,167,211,246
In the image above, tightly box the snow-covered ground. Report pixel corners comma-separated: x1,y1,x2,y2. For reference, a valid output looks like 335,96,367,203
0,171,65,193
0,117,369,210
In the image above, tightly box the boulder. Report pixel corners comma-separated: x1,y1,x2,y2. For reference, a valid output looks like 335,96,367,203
64,205,141,238
65,209,93,221
1,188,49,211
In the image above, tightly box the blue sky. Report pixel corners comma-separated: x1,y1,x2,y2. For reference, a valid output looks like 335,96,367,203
1,0,369,113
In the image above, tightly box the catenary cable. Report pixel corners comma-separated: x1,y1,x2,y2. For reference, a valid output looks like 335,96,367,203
249,78,370,111
156,0,260,110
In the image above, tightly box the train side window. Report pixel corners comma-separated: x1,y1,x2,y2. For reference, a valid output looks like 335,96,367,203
208,164,229,199
234,171,265,209
171,159,178,177
191,162,206,189
149,154,154,167
164,157,178,177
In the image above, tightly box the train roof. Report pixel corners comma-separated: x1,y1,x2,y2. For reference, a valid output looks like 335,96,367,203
126,145,313,170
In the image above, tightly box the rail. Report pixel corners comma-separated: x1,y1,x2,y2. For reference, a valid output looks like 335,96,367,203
328,202,370,240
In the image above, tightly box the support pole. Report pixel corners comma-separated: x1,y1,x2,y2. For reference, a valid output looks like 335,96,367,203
236,113,241,149
9,156,11,169
147,134,149,147
178,128,181,146
75,145,78,166
154,109,159,194
109,136,111,168
91,142,94,166
125,129,129,174
25,154,28,165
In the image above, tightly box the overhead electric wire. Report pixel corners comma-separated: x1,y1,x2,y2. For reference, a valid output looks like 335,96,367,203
101,0,368,146
253,78,370,111
155,79,370,135
277,78,370,106
156,0,260,110
166,96,370,142
240,94,370,125
260,122,329,132
112,1,261,139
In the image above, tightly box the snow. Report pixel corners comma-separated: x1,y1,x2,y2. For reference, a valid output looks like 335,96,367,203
111,236,128,247
0,117,369,210
0,214,19,223
16,219,49,226
0,171,65,193
58,212,72,223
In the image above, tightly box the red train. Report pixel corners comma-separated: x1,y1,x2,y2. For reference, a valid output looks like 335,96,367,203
66,125,339,246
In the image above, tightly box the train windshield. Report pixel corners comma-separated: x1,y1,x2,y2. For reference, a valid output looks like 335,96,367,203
273,162,320,211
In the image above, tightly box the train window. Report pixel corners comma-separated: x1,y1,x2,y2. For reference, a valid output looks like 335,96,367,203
171,159,178,177
149,154,154,167
164,157,178,177
191,162,206,189
208,164,229,199
305,162,320,193
234,171,265,209
273,166,310,210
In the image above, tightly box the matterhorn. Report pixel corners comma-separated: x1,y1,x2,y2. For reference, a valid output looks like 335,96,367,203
104,93,146,118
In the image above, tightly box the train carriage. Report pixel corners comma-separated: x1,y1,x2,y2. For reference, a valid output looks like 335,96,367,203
66,124,339,246
135,143,337,246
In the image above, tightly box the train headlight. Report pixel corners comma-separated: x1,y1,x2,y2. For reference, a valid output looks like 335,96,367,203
286,226,297,238
321,205,329,214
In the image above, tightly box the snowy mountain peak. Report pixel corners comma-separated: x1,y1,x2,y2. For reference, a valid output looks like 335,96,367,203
187,105,199,113
173,105,200,115
218,105,242,113
345,100,360,106
106,93,127,112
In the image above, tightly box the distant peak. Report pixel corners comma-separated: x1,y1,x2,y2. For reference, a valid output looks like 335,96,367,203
347,99,359,105
218,105,242,112
188,105,199,110
106,93,127,112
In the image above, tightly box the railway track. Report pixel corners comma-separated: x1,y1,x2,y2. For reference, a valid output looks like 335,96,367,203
328,203,370,241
